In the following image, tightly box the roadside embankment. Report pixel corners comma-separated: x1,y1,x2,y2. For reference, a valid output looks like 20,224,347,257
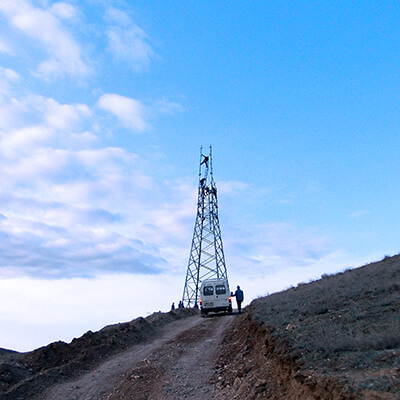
215,254,400,399
0,308,199,400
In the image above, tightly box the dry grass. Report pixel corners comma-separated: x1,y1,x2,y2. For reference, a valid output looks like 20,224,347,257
248,253,400,397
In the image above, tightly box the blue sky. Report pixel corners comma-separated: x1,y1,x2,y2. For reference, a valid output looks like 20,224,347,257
1,0,400,351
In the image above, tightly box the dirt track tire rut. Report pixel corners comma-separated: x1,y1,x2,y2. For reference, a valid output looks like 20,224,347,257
43,314,234,400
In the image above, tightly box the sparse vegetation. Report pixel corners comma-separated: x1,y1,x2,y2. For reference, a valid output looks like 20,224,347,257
247,253,400,397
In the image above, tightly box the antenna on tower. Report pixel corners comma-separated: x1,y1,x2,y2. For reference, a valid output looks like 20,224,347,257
182,146,228,307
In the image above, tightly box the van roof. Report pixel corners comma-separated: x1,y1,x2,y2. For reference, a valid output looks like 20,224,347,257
200,278,229,285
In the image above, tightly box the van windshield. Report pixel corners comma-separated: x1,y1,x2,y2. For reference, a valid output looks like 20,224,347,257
216,285,226,295
203,286,214,296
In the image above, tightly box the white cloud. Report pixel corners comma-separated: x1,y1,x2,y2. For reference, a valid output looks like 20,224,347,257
1,145,136,202
0,0,88,79
68,131,98,145
0,209,165,279
0,38,13,54
1,67,19,82
223,221,333,280
5,148,71,183
97,93,148,131
0,67,19,94
0,122,171,278
0,95,30,130
50,2,78,21
0,125,53,157
77,147,133,168
39,97,90,131
134,179,197,267
104,7,132,27
0,82,158,278
0,95,91,158
155,100,184,114
105,7,155,69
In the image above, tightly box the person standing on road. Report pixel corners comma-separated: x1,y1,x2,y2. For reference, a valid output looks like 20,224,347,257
233,285,244,313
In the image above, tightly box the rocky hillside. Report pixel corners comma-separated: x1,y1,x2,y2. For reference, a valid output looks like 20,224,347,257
216,254,400,399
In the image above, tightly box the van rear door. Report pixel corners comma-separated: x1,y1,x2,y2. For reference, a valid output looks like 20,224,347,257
202,284,215,308
215,283,227,306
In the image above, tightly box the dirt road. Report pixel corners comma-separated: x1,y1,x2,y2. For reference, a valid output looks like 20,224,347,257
42,314,235,400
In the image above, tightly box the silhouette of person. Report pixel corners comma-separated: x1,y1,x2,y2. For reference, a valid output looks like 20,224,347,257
233,285,244,313
201,155,209,167
171,302,175,311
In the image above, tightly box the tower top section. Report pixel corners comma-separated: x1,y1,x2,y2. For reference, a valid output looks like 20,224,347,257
199,145,213,182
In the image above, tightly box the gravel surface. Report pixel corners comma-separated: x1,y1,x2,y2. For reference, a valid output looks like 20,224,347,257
41,314,235,400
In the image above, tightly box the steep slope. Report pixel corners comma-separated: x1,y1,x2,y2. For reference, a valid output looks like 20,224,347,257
216,254,400,399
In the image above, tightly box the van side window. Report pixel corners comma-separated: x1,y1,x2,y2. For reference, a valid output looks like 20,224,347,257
203,286,214,296
216,285,226,295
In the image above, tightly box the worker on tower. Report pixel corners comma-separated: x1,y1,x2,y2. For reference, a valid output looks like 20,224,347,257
201,155,209,167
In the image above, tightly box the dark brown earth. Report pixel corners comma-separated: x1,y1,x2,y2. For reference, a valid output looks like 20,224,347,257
1,254,400,399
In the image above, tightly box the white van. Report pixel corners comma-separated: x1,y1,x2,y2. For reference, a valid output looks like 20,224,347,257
199,278,232,315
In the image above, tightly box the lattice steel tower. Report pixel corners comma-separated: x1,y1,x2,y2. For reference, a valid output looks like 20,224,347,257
182,146,228,307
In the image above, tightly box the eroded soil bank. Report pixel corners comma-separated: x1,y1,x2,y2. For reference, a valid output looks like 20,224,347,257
215,312,351,400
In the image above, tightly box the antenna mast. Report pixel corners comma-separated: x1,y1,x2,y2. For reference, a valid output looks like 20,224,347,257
182,146,228,307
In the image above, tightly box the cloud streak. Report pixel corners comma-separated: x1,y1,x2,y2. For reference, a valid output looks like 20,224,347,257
97,94,148,131
0,82,172,278
0,197,165,278
0,0,88,79
104,7,155,70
